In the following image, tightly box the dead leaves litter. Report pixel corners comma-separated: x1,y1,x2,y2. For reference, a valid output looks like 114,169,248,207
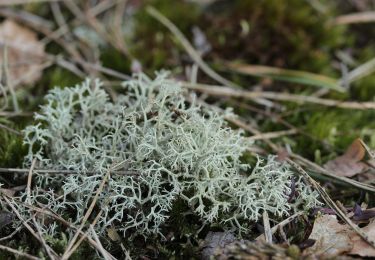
306,214,375,258
0,19,46,86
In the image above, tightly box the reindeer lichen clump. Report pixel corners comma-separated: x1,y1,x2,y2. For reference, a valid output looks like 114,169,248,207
23,72,319,237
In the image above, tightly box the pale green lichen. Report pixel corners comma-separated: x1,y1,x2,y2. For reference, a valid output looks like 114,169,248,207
22,72,319,238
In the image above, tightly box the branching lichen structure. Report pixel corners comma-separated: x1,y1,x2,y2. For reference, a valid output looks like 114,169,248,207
22,72,319,238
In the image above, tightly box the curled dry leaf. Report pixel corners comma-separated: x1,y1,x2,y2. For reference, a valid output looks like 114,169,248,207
305,214,375,258
324,138,367,177
0,19,45,86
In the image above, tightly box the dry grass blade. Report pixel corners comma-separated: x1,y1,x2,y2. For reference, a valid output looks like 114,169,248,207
0,0,61,5
256,212,303,241
0,123,21,135
26,159,57,260
247,129,298,141
61,169,111,260
290,153,375,193
262,211,273,244
226,63,345,92
22,200,117,259
65,210,105,259
89,225,112,260
0,167,138,176
62,160,127,260
182,82,375,110
287,158,375,249
0,244,41,260
2,196,57,258
333,12,375,25
0,225,23,242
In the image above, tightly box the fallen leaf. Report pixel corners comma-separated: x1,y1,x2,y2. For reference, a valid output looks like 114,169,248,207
0,19,46,86
305,214,375,258
350,220,375,257
324,138,367,177
305,215,353,257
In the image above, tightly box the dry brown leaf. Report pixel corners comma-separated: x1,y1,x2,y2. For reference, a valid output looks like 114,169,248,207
306,214,375,258
324,138,367,177
0,19,45,86
305,215,353,257
350,220,375,257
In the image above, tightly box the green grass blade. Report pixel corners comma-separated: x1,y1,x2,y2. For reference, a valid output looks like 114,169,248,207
226,63,344,92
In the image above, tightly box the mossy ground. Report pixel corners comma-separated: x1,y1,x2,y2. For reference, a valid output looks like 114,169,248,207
0,0,375,258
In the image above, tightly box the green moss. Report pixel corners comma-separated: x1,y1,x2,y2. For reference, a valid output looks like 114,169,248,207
202,0,348,75
0,119,27,167
131,0,200,72
289,109,375,161
100,48,132,75
45,67,82,90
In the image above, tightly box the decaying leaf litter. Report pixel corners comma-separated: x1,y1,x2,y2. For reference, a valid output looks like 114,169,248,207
1,0,375,259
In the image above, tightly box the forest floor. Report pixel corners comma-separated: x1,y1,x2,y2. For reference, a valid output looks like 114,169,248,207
1,0,375,259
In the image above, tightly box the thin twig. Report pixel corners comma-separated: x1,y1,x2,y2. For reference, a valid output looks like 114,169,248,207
0,7,53,30
20,200,116,259
61,161,126,259
290,152,375,193
0,0,61,5
247,129,298,141
0,224,23,242
256,211,303,241
262,211,273,244
0,111,32,117
0,167,138,176
182,82,375,110
0,123,21,135
65,206,119,259
2,196,57,257
89,225,112,260
0,244,41,260
333,12,375,25
26,159,57,260
65,210,106,259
